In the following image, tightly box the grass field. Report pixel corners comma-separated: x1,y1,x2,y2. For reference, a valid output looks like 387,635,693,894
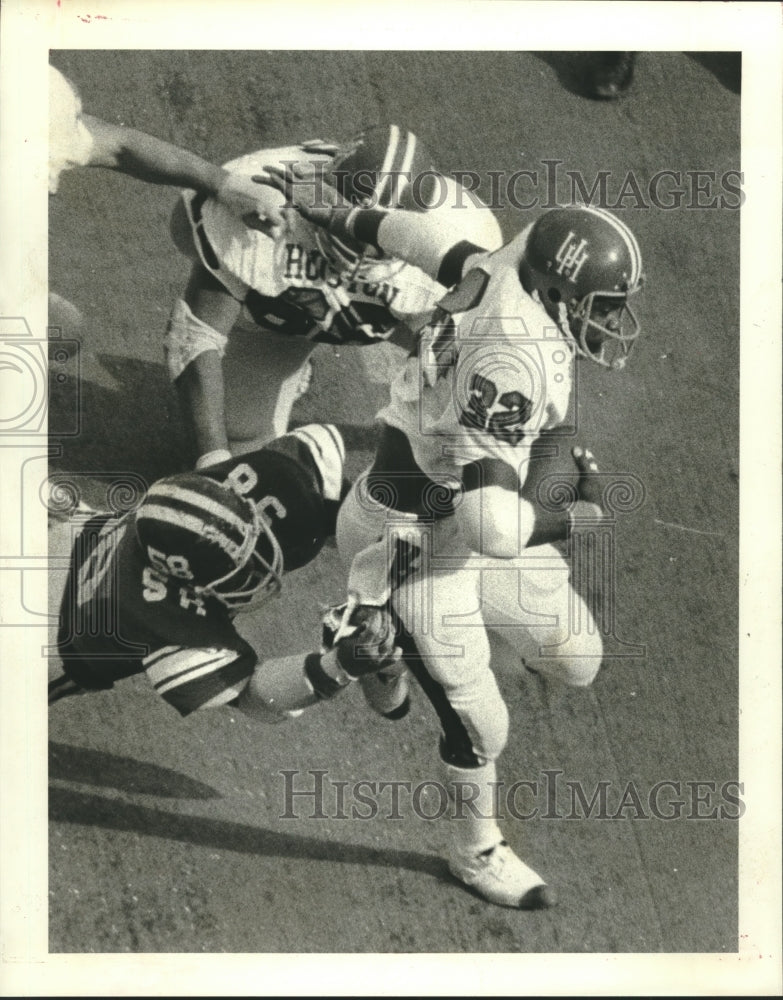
46,49,741,955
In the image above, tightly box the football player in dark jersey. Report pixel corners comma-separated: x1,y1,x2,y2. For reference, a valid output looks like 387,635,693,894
48,424,399,717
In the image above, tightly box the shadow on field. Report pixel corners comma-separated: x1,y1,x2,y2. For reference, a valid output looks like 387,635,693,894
534,51,741,99
49,786,446,879
532,52,598,99
686,52,741,94
49,742,220,800
49,353,192,483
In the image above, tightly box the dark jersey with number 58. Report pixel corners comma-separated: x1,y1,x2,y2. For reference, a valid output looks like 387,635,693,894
57,512,257,714
56,425,345,715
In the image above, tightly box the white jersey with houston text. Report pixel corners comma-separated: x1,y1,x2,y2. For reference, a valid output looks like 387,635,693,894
182,145,502,345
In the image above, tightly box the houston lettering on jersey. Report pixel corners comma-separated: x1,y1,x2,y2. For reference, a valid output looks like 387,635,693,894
245,242,406,345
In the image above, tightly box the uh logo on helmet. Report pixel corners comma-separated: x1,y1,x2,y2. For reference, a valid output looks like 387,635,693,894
519,204,645,370
316,123,439,278
134,473,281,613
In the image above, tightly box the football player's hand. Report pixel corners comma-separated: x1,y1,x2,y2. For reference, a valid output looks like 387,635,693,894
216,171,287,234
252,161,349,228
572,446,605,513
323,600,402,679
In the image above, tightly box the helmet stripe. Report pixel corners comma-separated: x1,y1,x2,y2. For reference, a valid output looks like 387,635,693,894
145,497,247,548
135,504,247,560
374,123,400,206
145,483,254,538
577,204,642,285
601,210,643,286
323,422,346,465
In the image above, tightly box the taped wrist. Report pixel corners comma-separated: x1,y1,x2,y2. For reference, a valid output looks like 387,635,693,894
329,207,387,249
165,298,229,381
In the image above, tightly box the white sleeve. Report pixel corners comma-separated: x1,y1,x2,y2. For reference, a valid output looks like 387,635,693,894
376,211,486,284
432,177,503,251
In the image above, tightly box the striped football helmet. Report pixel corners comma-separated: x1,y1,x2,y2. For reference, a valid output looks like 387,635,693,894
134,473,281,612
518,205,645,369
316,123,437,278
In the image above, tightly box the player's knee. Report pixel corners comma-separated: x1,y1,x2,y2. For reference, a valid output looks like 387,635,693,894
569,628,603,685
457,486,534,558
560,653,602,687
475,693,509,761
536,631,603,687
335,477,388,565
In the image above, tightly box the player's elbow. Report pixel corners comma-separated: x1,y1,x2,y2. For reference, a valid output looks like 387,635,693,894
455,487,534,557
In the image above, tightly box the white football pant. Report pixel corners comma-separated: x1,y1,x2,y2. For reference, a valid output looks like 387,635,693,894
336,473,604,766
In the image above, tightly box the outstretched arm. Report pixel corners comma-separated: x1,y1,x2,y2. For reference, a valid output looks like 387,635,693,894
82,114,285,225
337,207,488,287
257,163,488,285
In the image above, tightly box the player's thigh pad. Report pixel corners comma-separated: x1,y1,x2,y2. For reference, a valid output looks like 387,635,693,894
336,473,419,564
479,544,603,686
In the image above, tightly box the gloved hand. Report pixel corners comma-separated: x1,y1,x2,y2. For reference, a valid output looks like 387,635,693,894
321,599,402,679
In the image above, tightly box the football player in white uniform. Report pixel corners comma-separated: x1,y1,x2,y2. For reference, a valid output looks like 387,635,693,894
48,424,400,718
165,124,503,468
49,64,283,225
283,193,645,909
